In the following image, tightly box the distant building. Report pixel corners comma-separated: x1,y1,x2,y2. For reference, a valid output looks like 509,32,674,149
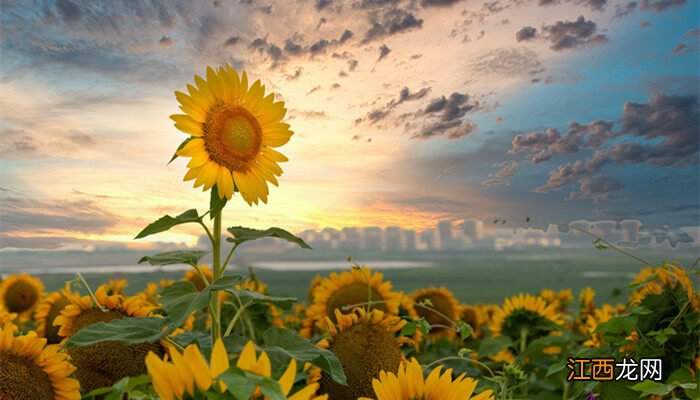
363,227,384,250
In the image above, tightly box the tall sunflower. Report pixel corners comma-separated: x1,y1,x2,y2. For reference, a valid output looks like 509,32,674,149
0,273,45,322
309,308,409,400
54,285,163,392
358,358,494,400
172,65,293,205
34,285,79,344
304,267,402,337
489,293,563,361
0,322,81,400
411,287,461,337
630,263,698,310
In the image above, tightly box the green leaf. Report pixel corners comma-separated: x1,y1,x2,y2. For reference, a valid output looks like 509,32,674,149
262,327,347,385
416,318,431,335
477,336,513,357
168,137,193,165
135,209,202,239
159,281,212,333
138,250,210,268
630,380,697,397
219,367,286,400
210,185,228,219
628,306,652,316
104,375,152,400
226,226,312,249
173,331,247,357
400,320,416,336
546,359,569,377
456,321,473,340
211,275,244,290
226,289,297,311
65,317,169,347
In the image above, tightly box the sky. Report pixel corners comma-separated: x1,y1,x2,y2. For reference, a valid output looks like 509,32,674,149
0,0,698,250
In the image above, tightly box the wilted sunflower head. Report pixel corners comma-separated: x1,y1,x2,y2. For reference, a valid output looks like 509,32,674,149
306,267,402,331
183,265,213,291
490,293,563,344
172,65,293,205
0,322,81,400
311,308,408,400
0,273,44,322
54,285,162,392
34,285,80,344
358,357,495,400
411,287,461,336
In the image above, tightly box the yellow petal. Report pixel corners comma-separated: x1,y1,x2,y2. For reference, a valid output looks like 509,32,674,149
210,338,229,378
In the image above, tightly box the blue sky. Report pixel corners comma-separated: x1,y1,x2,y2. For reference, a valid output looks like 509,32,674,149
0,0,697,249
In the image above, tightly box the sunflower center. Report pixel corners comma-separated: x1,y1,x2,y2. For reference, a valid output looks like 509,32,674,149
0,352,55,400
4,281,39,313
68,308,166,392
319,324,403,400
326,283,387,323
203,102,263,172
414,293,456,331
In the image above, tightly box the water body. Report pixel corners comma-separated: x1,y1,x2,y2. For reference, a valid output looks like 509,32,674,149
1,260,435,275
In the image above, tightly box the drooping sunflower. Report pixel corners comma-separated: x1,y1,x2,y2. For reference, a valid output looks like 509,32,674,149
0,322,81,400
0,273,45,322
489,293,563,359
34,285,80,344
54,285,164,392
309,308,409,400
304,267,402,337
358,357,494,400
172,65,293,205
411,287,461,337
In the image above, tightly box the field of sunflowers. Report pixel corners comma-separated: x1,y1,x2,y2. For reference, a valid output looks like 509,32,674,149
1,65,698,400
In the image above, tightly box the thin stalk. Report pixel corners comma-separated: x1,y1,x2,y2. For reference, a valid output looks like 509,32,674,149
422,356,496,378
222,243,239,273
74,273,107,312
210,212,223,343
199,220,214,244
224,303,250,337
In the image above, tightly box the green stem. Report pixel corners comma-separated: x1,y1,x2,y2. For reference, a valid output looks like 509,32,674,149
222,243,238,273
562,379,569,400
210,212,223,343
423,356,496,378
224,303,250,337
74,273,107,312
163,336,185,352
519,327,529,398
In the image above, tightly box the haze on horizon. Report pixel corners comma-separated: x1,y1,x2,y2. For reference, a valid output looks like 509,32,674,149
0,0,698,251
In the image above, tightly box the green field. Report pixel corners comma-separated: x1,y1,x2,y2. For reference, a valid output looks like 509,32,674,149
30,249,697,307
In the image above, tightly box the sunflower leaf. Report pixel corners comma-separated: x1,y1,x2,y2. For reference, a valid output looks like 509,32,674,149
135,209,202,239
167,137,193,165
477,336,513,357
138,250,210,268
210,184,228,219
262,327,347,385
226,226,312,249
65,317,170,347
159,281,213,334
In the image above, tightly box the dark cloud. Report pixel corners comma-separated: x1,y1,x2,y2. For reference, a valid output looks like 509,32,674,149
360,86,431,124
283,39,303,55
316,0,333,10
613,1,637,18
307,85,322,95
568,177,623,203
529,93,699,197
412,92,480,140
224,36,240,46
339,29,354,43
348,59,359,71
159,36,174,46
55,0,82,23
422,92,478,122
310,39,330,55
377,44,391,61
421,0,462,6
640,0,686,12
542,16,608,51
515,26,537,42
363,9,423,43
639,21,651,27
510,121,614,163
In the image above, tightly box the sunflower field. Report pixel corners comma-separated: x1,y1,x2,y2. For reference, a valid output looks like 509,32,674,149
0,66,698,400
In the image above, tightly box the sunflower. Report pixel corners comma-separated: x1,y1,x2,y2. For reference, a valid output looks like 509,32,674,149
398,293,425,349
104,278,128,296
34,285,79,344
172,65,293,205
305,267,402,336
0,322,80,400
411,287,461,337
630,263,698,310
183,265,213,291
460,304,485,339
235,276,284,329
54,285,163,392
309,308,409,400
489,293,563,352
0,302,17,331
138,279,174,305
358,357,494,400
539,288,573,313
237,340,328,400
583,304,625,348
0,273,45,322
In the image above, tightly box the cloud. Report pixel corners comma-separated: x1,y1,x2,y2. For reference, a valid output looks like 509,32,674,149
377,44,391,61
469,47,544,79
224,36,240,46
613,1,638,18
640,0,686,12
421,0,462,6
568,177,623,203
411,92,480,139
55,0,83,23
359,86,431,124
542,16,608,51
515,26,537,42
363,8,423,42
159,36,174,46
509,121,614,163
